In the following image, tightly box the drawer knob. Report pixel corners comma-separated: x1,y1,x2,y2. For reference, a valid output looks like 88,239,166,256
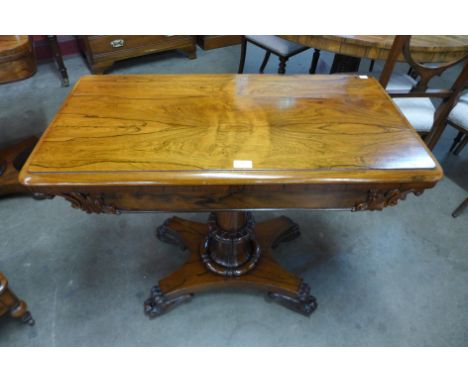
110,39,125,48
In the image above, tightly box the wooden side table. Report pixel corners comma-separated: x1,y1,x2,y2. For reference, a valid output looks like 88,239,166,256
0,35,36,84
19,74,443,318
0,36,38,197
0,272,34,325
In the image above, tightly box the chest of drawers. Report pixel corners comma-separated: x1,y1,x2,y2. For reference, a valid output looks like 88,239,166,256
79,35,196,73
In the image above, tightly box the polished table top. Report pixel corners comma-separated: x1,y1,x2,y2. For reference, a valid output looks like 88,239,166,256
21,74,442,190
281,35,468,62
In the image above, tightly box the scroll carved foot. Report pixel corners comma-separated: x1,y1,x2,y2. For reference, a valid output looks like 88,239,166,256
156,218,186,250
144,285,193,318
9,301,35,325
267,281,317,316
20,311,35,326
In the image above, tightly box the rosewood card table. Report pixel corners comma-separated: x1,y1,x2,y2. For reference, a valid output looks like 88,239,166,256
19,74,443,317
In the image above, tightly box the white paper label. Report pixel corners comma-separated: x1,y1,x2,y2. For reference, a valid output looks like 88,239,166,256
233,160,253,169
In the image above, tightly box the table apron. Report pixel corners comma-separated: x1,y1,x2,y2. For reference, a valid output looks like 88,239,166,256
32,183,434,213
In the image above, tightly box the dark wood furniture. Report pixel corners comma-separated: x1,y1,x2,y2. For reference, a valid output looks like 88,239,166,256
197,35,242,50
47,35,69,87
0,37,38,197
379,36,468,150
0,272,34,325
0,137,38,197
282,35,468,73
20,74,443,318
0,35,36,84
78,35,197,74
450,133,468,155
451,134,468,155
452,197,468,218
238,36,319,74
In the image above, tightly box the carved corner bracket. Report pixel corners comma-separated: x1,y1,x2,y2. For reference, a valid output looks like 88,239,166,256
353,188,424,212
59,192,120,214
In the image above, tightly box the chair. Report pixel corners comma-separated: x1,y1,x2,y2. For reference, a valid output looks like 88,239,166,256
378,35,468,150
47,35,69,87
238,35,320,75
448,91,468,155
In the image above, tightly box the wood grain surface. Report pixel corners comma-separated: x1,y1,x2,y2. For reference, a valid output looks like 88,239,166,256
20,74,442,188
78,35,197,74
0,35,36,84
281,35,468,62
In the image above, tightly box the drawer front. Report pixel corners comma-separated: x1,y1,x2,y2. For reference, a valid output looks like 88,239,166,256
87,35,180,55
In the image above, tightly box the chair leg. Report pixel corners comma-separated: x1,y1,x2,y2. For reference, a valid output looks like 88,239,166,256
408,66,419,80
47,35,69,87
453,135,468,156
368,59,375,72
450,131,464,153
309,49,320,74
452,197,468,218
259,51,271,73
278,56,288,74
238,37,247,74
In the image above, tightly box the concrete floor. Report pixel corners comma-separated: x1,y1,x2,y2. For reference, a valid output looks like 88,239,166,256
0,43,467,346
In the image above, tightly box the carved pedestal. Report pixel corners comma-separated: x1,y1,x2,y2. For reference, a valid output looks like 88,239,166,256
144,212,317,318
0,272,34,325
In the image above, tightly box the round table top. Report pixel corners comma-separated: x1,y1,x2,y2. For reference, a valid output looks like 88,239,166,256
281,35,468,62
0,35,30,59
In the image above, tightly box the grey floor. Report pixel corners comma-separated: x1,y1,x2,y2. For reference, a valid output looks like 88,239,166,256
0,43,467,346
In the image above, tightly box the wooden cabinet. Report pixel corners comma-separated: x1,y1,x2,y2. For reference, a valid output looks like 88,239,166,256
197,35,242,50
78,35,197,74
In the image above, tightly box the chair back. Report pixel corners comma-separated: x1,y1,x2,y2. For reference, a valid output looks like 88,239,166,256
379,35,468,149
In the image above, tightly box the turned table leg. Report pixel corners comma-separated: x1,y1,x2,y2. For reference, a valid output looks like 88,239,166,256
0,272,34,325
47,35,69,87
144,212,317,318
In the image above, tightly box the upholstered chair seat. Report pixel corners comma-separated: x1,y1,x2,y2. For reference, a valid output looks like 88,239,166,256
447,92,468,155
238,35,318,75
372,72,436,133
448,92,468,127
246,35,309,57
392,98,436,133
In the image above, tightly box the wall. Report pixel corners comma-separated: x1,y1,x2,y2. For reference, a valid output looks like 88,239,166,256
32,36,80,60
